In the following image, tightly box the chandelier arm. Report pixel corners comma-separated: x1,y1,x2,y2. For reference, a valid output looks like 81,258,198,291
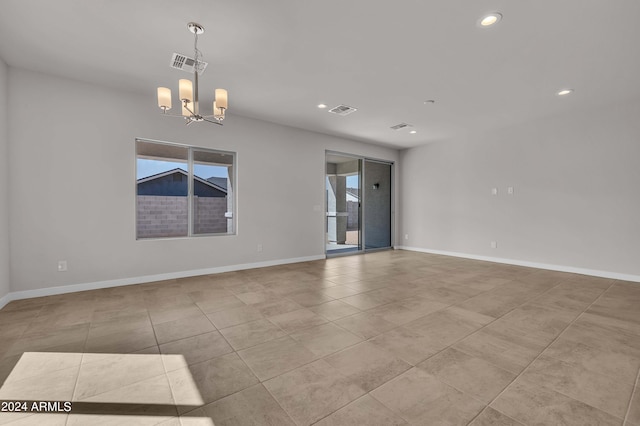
201,117,224,126
183,101,198,118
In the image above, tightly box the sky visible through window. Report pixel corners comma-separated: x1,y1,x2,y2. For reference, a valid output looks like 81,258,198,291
137,159,228,180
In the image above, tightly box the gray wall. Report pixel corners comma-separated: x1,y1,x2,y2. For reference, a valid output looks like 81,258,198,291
7,67,399,293
400,98,640,277
0,58,9,301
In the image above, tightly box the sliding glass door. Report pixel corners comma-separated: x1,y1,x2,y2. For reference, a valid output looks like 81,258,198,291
326,154,362,255
325,152,393,256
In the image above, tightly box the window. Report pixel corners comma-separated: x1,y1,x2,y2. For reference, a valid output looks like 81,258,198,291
136,139,235,239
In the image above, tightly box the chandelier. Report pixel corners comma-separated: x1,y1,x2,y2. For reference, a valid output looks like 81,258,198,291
156,22,228,125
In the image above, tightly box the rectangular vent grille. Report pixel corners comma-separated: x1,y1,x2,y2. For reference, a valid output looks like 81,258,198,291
390,123,412,130
328,105,358,116
170,53,208,74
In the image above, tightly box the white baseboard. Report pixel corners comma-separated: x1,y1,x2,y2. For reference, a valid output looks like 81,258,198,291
397,246,640,283
4,248,636,311
0,293,11,311
0,254,326,310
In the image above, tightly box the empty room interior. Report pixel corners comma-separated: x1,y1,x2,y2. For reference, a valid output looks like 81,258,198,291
1,1,640,425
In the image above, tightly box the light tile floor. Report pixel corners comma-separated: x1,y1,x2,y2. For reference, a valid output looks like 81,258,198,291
0,250,639,425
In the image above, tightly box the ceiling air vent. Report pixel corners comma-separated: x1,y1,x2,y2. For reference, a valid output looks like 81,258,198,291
328,105,358,116
390,123,412,131
170,53,208,74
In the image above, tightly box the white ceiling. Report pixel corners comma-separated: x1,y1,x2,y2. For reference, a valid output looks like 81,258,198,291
1,0,639,149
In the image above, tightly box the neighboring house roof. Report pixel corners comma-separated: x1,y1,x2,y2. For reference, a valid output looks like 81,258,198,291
346,187,359,202
207,177,228,191
138,168,227,192
137,168,227,197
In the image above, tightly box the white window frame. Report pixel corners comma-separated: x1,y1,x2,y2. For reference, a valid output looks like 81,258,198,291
135,138,237,240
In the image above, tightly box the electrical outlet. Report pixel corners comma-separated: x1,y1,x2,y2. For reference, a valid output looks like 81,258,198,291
507,186,514,195
491,188,498,196
58,261,68,272
257,244,263,252
490,241,497,249
404,234,409,240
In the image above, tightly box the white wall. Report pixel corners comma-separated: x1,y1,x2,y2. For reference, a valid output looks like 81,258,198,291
400,98,640,278
0,58,10,301
7,68,398,293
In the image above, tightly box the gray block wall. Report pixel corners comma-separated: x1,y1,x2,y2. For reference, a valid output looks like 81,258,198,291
193,197,228,235
137,196,227,238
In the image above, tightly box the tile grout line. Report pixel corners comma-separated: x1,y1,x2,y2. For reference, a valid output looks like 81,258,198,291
240,313,366,382
470,409,525,426
263,352,373,426
143,303,184,421
624,365,640,426
292,276,564,391
466,279,618,424
146,305,162,349
228,309,393,424
412,278,571,369
191,292,238,350
301,279,564,424
78,301,178,414
360,279,570,424
67,322,93,426
260,382,303,426
182,284,297,422
216,274,316,423
166,285,246,421
232,260,528,424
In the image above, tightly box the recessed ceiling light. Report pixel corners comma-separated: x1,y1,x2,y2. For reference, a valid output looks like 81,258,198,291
409,130,417,134
317,103,327,109
479,12,502,27
557,89,574,96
